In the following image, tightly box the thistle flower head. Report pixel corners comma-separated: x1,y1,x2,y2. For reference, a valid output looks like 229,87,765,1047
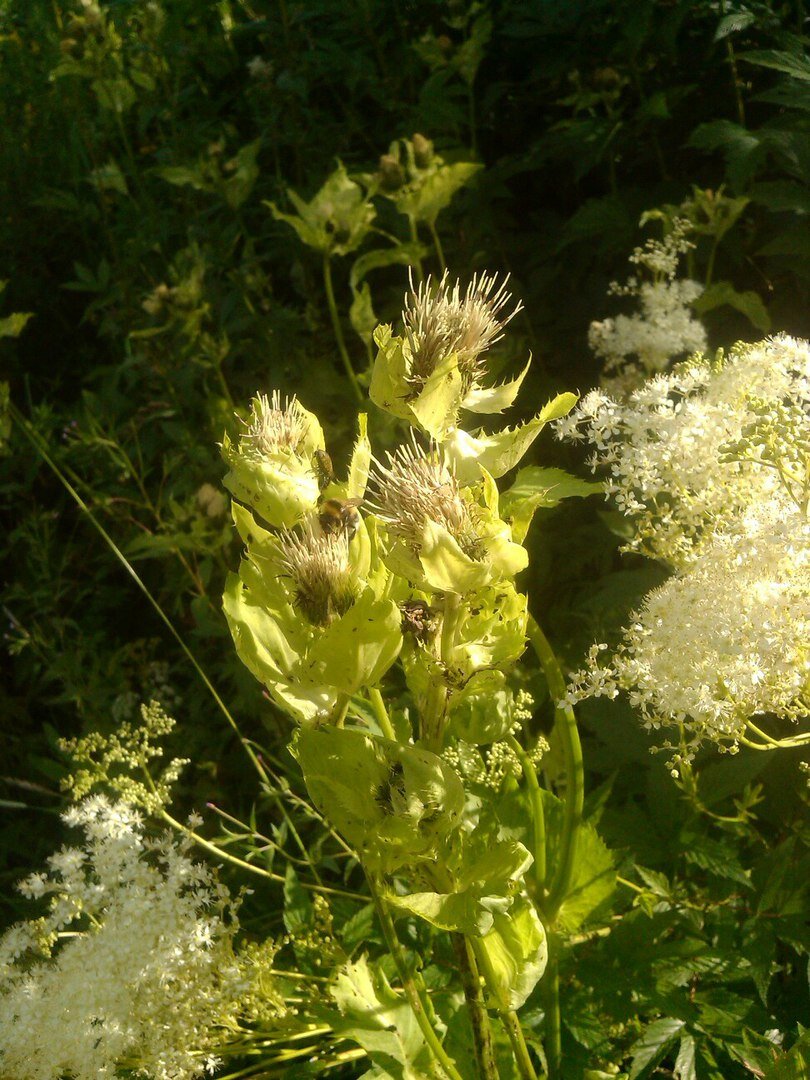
277,521,358,626
403,270,522,393
368,434,484,559
222,390,324,529
241,391,310,458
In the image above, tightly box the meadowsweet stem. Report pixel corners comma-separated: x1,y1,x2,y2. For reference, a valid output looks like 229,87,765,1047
527,615,583,917
505,733,547,900
367,877,464,1080
452,934,500,1079
157,807,365,900
322,253,363,403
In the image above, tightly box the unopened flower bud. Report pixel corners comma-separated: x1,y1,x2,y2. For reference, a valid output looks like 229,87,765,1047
412,133,434,169
221,391,324,529
378,153,405,191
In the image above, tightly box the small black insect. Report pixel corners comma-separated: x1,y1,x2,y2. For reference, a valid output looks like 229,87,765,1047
400,599,436,643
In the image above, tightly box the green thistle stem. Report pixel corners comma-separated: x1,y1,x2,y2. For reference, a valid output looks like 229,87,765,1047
369,687,397,740
468,937,538,1080
505,733,547,901
408,215,425,282
541,939,562,1080
323,253,363,402
421,592,462,752
452,934,500,1079
427,219,447,272
526,615,583,1080
368,878,464,1080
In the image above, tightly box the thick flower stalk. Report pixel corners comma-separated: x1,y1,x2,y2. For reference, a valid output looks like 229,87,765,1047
219,268,589,1080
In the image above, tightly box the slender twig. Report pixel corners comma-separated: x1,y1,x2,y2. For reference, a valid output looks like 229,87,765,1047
159,807,366,900
323,253,363,402
427,219,447,272
10,403,266,784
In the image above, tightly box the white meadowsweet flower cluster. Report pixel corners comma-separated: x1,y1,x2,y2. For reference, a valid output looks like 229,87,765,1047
589,218,706,394
559,334,810,759
566,504,810,758
557,335,810,567
0,796,244,1080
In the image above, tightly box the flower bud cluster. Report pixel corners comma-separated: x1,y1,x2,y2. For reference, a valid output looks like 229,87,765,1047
222,270,573,730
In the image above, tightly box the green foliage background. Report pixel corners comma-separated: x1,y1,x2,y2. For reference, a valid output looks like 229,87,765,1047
1,1,808,1077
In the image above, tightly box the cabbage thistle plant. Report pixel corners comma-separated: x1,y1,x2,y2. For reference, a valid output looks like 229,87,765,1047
222,270,587,1079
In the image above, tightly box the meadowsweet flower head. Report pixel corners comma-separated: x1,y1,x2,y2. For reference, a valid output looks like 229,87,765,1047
221,391,324,529
0,796,247,1080
403,270,522,394
557,335,810,566
566,505,810,759
59,700,187,813
277,520,359,626
590,216,706,392
590,278,706,383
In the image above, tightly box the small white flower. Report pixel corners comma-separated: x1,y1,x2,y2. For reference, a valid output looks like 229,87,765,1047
18,873,49,899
